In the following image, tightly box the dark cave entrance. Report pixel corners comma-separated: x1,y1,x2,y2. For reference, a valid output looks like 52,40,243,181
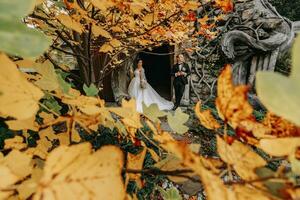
138,44,174,100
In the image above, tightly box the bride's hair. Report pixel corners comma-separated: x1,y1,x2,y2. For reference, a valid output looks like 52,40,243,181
135,59,143,69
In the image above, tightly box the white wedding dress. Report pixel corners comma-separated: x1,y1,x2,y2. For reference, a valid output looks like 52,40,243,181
128,68,174,113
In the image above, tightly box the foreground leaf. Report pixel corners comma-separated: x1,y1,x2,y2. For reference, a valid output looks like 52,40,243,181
0,0,50,57
259,138,300,157
217,136,266,180
34,61,59,91
167,108,189,134
34,143,125,200
256,36,300,126
195,101,221,130
142,103,166,123
0,54,44,119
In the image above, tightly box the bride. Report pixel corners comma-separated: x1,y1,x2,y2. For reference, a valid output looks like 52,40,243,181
128,59,174,113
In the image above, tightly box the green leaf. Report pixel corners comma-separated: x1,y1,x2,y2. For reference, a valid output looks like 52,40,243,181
167,108,189,134
42,95,62,115
57,74,71,94
0,0,36,20
0,0,50,58
158,187,182,200
142,103,166,123
83,83,99,97
256,36,300,126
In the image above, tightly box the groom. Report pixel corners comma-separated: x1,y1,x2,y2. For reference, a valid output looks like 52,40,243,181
171,54,190,110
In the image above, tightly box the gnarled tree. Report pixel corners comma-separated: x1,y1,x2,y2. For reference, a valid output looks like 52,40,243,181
26,0,199,93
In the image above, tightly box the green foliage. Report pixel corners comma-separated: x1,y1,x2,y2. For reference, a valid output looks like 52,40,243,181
158,187,182,200
256,36,300,126
42,94,62,115
0,0,50,57
83,83,99,97
269,0,300,21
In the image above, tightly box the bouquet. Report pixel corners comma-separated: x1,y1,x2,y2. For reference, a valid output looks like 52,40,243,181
140,79,147,89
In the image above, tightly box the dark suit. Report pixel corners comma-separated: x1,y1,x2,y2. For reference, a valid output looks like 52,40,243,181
171,63,190,107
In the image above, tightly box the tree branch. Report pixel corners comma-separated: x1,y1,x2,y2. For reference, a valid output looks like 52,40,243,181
124,168,199,182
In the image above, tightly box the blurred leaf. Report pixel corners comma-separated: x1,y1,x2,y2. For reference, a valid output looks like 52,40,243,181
263,181,287,198
0,20,50,58
256,36,300,126
57,74,71,94
167,108,189,134
0,1,50,58
83,83,99,97
0,0,36,20
158,187,182,200
217,136,266,181
33,143,125,199
0,54,44,119
42,95,62,115
195,101,220,130
255,167,275,179
289,152,300,175
142,103,166,123
34,61,59,91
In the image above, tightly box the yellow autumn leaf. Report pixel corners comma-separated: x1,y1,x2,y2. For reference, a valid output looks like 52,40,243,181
4,136,27,150
182,1,200,12
15,59,36,69
90,0,115,11
99,43,114,53
109,99,142,129
34,60,60,91
38,111,55,124
147,148,160,162
195,101,221,130
25,138,51,160
129,2,148,15
155,154,196,183
34,143,125,200
217,136,266,181
71,128,81,143
5,116,39,131
110,39,123,48
126,148,147,188
111,26,123,33
56,14,84,33
0,166,19,200
0,150,33,180
259,137,300,157
92,25,112,38
62,95,104,115
0,54,44,120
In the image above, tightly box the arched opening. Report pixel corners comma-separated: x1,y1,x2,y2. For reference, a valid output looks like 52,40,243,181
138,44,174,100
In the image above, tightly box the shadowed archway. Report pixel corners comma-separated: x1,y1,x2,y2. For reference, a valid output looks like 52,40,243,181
138,45,174,100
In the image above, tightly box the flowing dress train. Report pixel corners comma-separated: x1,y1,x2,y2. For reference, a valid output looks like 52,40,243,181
128,68,174,113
